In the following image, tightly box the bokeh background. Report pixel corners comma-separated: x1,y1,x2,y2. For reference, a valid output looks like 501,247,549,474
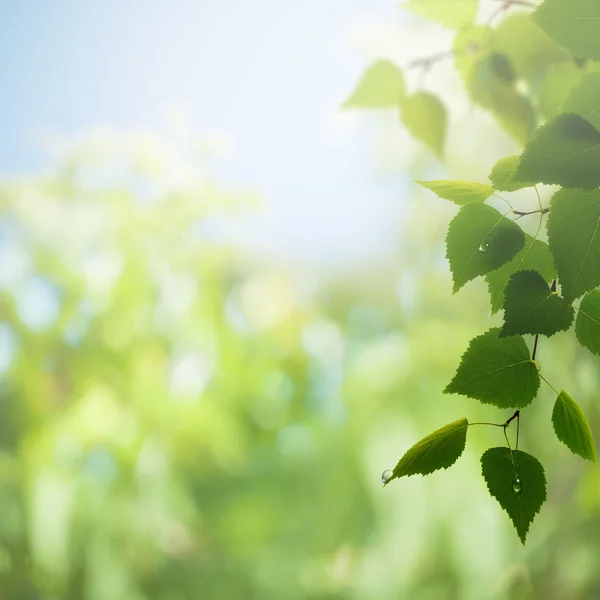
1,1,599,599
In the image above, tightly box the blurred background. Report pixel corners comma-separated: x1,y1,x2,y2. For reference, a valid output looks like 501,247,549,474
1,1,599,599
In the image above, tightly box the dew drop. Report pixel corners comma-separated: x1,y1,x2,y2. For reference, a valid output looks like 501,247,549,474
512,478,523,494
381,470,393,485
479,241,490,253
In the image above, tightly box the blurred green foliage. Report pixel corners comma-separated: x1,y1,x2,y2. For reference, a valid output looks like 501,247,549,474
0,131,599,600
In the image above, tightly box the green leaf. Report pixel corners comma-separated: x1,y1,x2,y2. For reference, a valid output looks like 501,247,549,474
481,447,546,545
552,391,596,461
446,204,525,293
563,71,600,131
416,180,494,205
342,60,405,108
489,155,536,192
538,61,588,120
547,188,600,301
387,418,469,483
400,92,447,158
533,0,600,61
487,236,557,314
401,0,477,29
454,26,491,81
490,13,568,82
466,53,536,143
500,270,574,337
445,328,540,409
515,114,600,189
575,290,600,355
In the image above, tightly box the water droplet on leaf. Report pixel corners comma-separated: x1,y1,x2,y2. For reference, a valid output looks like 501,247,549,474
381,470,393,484
479,240,490,252
512,478,523,493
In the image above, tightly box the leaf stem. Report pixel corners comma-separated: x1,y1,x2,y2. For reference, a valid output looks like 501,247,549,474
540,373,560,395
493,193,514,211
512,208,549,216
469,422,505,428
532,334,539,361
534,185,544,213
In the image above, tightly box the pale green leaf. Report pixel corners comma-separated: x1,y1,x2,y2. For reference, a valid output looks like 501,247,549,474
489,155,536,192
481,447,546,544
446,204,525,293
416,180,494,205
500,270,574,337
445,328,540,409
563,71,600,131
400,92,447,158
547,188,600,301
515,114,600,189
533,0,600,60
552,391,596,461
538,61,588,120
486,236,557,314
575,290,600,355
401,0,478,29
342,60,405,109
387,418,469,483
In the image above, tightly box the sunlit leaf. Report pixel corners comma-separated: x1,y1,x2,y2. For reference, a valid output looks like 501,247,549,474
401,0,478,29
416,180,493,205
400,92,447,158
342,60,405,108
489,155,536,192
552,390,596,461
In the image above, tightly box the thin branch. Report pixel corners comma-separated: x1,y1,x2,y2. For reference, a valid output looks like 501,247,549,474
512,208,550,216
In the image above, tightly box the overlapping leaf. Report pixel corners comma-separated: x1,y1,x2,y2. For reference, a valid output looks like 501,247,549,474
575,290,600,355
489,155,536,192
387,418,469,483
538,61,587,120
481,448,546,544
444,328,539,408
547,188,600,301
416,180,493,205
552,391,596,461
342,60,405,108
446,204,525,293
533,0,600,60
563,71,600,131
400,92,447,158
515,114,600,189
501,271,574,337
486,236,556,314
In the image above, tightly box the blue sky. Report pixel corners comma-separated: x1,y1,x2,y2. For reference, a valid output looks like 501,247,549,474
1,0,410,265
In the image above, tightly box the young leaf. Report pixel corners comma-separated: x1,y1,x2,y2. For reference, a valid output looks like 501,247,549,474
489,155,536,192
515,114,600,189
342,60,405,108
552,391,596,462
481,447,547,545
486,236,557,314
500,270,574,337
416,180,494,205
538,61,587,120
547,188,600,302
387,418,469,483
400,92,446,158
401,0,477,29
444,328,540,409
575,290,600,355
533,0,600,61
446,204,525,293
563,71,600,132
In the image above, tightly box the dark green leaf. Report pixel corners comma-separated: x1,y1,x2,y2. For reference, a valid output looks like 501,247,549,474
533,0,600,60
416,180,494,205
547,188,600,301
481,447,546,545
500,271,574,337
387,418,469,483
400,92,447,158
445,328,540,409
401,0,477,29
515,114,600,189
552,390,596,461
342,60,405,108
563,71,600,131
575,290,600,355
489,155,536,192
487,236,557,314
446,204,525,293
